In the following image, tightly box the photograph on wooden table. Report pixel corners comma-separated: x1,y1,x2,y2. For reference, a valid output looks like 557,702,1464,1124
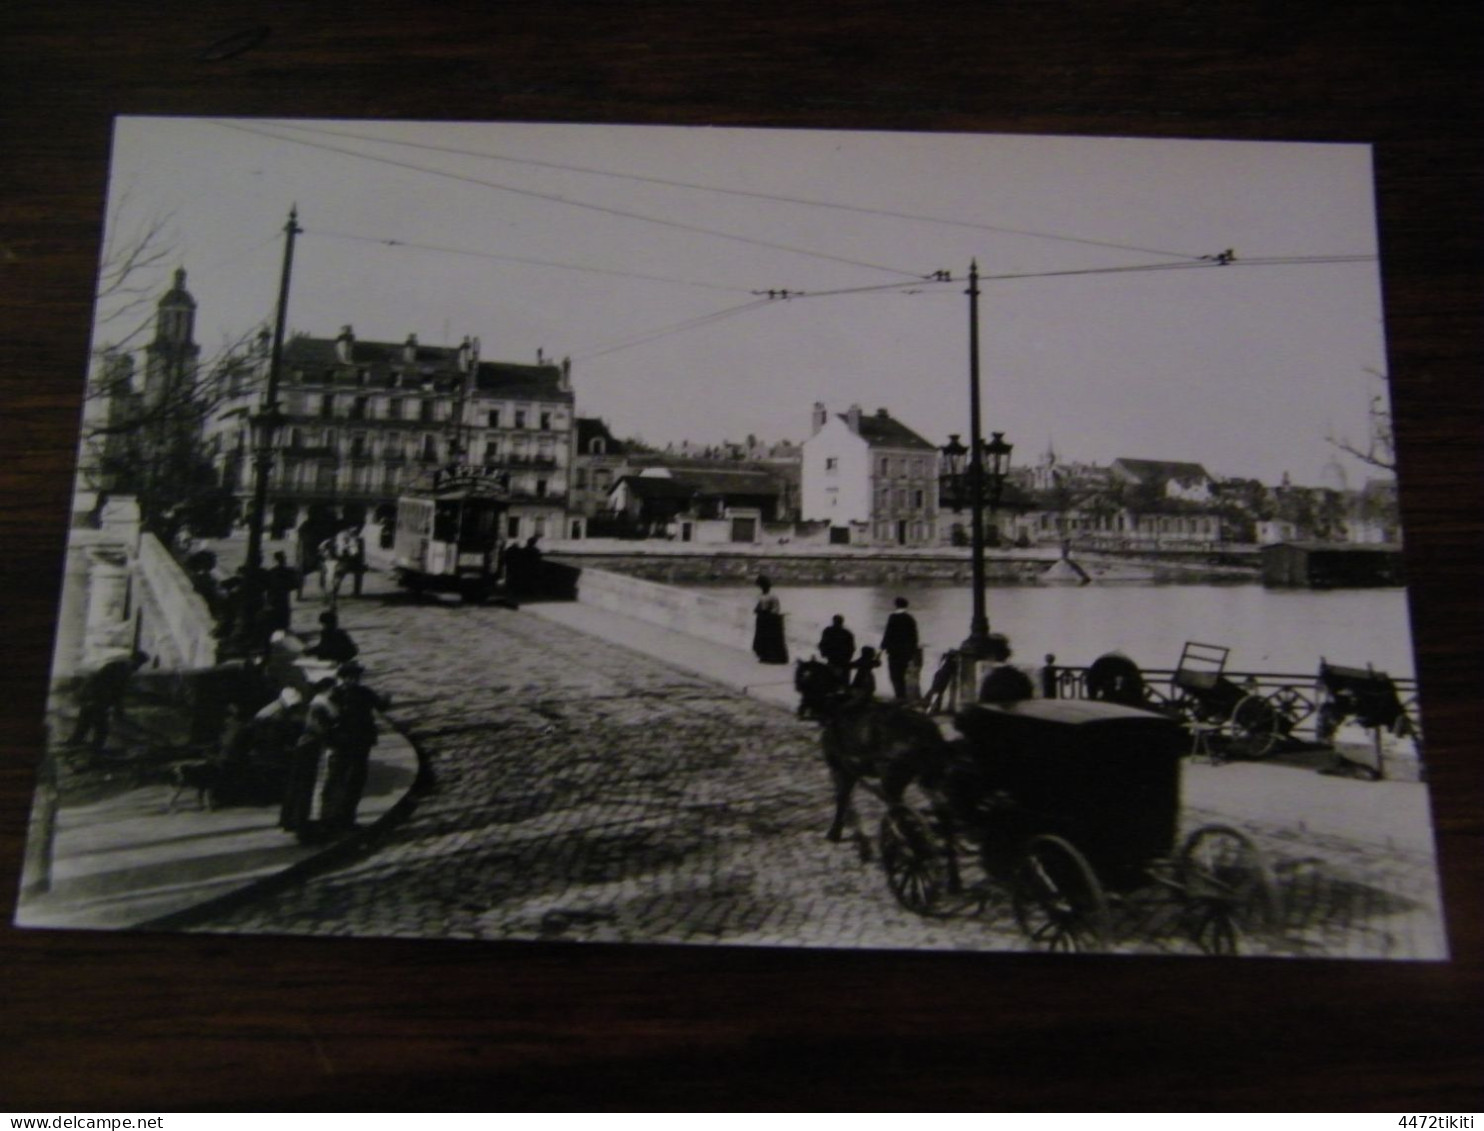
13,117,1445,960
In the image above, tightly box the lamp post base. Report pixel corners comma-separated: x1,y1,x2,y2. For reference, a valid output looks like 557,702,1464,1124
954,622,1007,710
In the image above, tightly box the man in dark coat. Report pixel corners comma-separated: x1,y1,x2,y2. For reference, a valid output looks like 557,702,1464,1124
817,615,856,683
880,597,921,701
303,611,358,665
264,551,299,636
67,650,149,754
318,661,389,833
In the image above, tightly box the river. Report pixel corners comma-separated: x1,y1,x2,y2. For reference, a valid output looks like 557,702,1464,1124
693,581,1419,679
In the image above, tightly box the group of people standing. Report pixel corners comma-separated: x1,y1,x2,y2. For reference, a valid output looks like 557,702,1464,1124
210,615,387,843
751,575,923,704
816,597,921,703
300,524,368,607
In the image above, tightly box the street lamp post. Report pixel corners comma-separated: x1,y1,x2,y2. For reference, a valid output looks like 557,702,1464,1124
937,260,1013,704
243,206,301,573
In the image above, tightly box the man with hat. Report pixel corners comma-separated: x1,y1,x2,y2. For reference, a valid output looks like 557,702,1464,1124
318,661,389,834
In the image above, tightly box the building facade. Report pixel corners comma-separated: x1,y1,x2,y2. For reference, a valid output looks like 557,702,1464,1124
207,326,575,544
800,402,939,546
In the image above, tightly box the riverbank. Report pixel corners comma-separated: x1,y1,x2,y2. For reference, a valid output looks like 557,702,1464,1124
548,539,1258,587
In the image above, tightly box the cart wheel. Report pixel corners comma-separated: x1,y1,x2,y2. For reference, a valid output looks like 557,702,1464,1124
879,805,952,917
1012,835,1110,953
1166,690,1204,725
1264,685,1312,731
1228,694,1281,759
1179,825,1278,955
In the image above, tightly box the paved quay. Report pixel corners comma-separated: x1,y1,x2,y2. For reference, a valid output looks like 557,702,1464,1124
14,708,421,932
183,574,1446,959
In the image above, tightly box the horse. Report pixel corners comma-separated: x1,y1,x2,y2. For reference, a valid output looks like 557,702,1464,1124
795,658,951,848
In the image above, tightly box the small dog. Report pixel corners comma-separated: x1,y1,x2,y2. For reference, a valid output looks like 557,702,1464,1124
167,759,220,812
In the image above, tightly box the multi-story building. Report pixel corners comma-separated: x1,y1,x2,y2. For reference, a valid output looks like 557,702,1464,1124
800,402,939,546
569,417,628,528
207,326,575,544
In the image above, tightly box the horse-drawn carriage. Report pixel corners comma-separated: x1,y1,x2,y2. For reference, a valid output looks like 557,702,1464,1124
877,698,1277,953
796,659,1278,954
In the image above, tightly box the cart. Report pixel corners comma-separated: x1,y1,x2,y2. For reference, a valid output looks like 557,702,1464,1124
1167,641,1293,759
878,698,1278,954
1315,660,1418,780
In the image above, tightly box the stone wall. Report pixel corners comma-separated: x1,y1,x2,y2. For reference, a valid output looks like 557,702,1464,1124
573,566,830,660
134,534,218,671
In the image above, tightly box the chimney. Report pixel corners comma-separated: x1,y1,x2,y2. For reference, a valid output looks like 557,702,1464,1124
457,335,478,374
335,325,355,365
403,333,419,366
811,401,827,434
846,404,862,434
876,407,889,419
560,356,572,393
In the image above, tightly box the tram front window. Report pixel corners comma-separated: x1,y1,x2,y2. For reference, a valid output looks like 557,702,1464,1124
432,502,461,544
459,502,498,551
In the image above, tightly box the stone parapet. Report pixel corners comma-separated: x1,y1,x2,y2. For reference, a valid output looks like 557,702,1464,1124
135,534,218,670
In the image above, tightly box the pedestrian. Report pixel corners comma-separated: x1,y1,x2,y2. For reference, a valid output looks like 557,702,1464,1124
849,646,881,702
239,685,305,805
342,527,368,596
264,551,299,636
318,533,343,608
817,614,856,684
751,575,789,665
303,611,359,665
318,661,389,834
67,650,150,755
880,596,921,700
280,677,337,840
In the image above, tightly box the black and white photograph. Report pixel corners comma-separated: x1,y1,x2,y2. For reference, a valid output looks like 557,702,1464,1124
13,116,1445,960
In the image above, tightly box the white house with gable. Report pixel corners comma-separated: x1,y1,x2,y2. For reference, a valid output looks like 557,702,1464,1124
801,402,939,547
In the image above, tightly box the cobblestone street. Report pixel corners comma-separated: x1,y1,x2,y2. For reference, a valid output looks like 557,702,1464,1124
197,581,1448,959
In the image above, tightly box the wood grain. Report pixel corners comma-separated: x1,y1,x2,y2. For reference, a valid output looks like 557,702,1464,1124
1,0,1479,1110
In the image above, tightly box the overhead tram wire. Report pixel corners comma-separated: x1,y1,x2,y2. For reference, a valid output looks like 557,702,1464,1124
211,121,929,280
570,297,776,362
571,250,1377,362
308,228,755,294
259,119,1207,262
754,252,1379,301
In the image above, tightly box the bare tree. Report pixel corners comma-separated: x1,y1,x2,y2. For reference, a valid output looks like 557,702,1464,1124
1328,369,1397,473
77,198,271,533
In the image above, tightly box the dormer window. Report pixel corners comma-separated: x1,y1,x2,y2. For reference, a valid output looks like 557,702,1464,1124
589,437,606,455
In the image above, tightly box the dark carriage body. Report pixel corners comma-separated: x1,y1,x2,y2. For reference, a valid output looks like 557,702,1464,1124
950,699,1187,884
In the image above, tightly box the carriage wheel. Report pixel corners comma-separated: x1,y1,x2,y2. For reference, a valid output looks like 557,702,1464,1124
879,805,952,917
1178,825,1278,955
1264,685,1312,732
1011,835,1110,953
1228,694,1282,759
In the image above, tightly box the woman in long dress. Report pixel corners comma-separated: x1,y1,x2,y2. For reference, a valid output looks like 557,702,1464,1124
752,575,789,664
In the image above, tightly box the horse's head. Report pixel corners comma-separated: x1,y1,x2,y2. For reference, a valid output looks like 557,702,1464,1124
795,657,845,719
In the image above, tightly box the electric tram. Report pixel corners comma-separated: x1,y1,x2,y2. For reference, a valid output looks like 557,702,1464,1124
391,466,509,602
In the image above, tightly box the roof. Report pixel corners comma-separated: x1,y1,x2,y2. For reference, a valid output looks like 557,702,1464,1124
614,476,698,500
576,417,624,452
614,466,782,500
283,334,572,402
673,467,782,497
846,409,937,451
1111,458,1212,486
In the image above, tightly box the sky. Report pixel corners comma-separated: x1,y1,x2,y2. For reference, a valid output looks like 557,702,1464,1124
91,117,1394,487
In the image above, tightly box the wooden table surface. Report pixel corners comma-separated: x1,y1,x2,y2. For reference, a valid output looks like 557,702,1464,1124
1,0,1479,1111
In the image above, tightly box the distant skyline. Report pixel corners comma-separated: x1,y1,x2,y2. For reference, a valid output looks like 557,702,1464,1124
93,118,1392,486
